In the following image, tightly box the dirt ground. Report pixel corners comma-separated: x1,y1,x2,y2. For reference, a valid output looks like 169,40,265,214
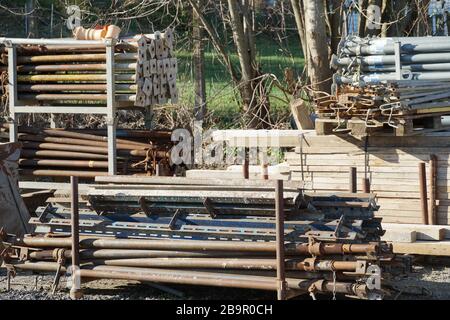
1,263,450,300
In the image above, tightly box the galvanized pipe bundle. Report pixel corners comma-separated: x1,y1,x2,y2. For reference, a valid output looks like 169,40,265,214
0,125,173,177
333,35,450,85
313,36,450,135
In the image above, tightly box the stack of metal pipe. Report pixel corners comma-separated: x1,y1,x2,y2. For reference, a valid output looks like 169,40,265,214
0,29,177,109
313,36,450,135
332,36,450,85
0,177,402,299
0,125,173,177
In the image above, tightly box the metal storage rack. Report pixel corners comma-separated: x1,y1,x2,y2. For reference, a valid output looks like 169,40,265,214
3,37,118,176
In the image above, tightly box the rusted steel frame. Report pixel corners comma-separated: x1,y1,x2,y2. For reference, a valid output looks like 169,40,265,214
275,180,287,300
17,53,137,64
29,249,273,260
243,147,249,179
70,176,82,299
349,167,357,193
12,236,378,255
16,63,136,73
17,84,136,92
19,159,109,169
19,134,148,151
362,178,371,193
429,155,438,225
17,74,135,82
20,149,109,160
22,142,153,157
419,162,429,225
20,169,108,178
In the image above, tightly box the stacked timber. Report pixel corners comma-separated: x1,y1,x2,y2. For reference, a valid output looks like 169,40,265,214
0,29,178,109
284,132,450,225
0,125,173,177
0,177,400,299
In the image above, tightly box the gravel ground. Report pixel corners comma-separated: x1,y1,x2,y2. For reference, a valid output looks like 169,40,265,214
1,263,449,300
385,264,450,300
0,268,275,300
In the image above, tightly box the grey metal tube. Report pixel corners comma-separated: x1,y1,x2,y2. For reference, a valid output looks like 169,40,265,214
363,63,450,72
335,72,450,85
333,52,450,67
343,42,450,55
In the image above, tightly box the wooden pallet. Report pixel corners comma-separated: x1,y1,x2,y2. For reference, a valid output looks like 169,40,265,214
316,114,450,137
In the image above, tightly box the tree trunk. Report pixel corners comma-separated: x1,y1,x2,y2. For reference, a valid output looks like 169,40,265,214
193,0,207,121
329,0,343,54
27,0,39,38
228,0,268,128
303,0,332,94
358,0,368,36
290,0,307,59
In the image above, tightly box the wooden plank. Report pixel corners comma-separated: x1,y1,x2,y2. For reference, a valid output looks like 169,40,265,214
392,241,450,256
290,99,314,130
382,230,417,243
96,174,298,187
382,223,446,241
185,170,291,181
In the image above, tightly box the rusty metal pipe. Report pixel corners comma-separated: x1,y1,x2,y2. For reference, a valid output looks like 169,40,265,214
349,167,357,193
19,134,148,150
20,169,108,178
15,127,149,147
20,149,108,160
21,94,108,101
88,258,279,270
6,261,366,294
17,73,135,82
76,257,359,271
362,178,371,193
17,53,137,64
19,159,109,169
429,155,438,225
419,162,429,225
17,84,136,92
275,180,287,300
12,236,378,256
29,249,273,260
21,94,139,102
16,63,136,72
80,267,279,291
22,142,151,157
70,176,82,299
15,44,135,54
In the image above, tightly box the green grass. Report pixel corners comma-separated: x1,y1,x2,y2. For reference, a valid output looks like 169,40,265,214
175,34,305,128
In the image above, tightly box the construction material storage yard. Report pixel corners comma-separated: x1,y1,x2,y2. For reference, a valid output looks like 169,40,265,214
1,0,450,305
